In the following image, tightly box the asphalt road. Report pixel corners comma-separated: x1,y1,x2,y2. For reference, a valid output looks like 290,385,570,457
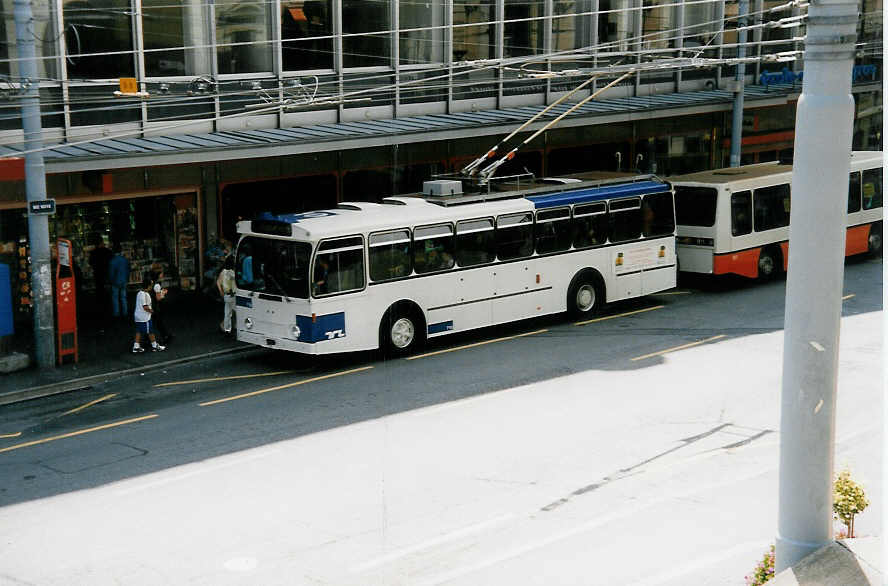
0,256,882,586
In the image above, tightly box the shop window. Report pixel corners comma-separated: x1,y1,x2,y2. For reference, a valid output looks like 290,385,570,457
496,212,534,260
0,0,54,78
455,218,496,267
675,186,717,227
754,184,791,232
848,172,862,213
282,0,334,71
369,230,411,281
598,0,635,53
609,198,642,242
215,0,273,74
862,168,883,209
343,0,391,68
535,208,572,254
642,192,675,237
642,0,676,50
313,236,365,296
414,224,455,273
504,1,544,58
63,0,135,79
572,203,608,248
400,0,445,65
553,1,582,55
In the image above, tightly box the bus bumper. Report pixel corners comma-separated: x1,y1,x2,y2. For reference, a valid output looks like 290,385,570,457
237,330,324,354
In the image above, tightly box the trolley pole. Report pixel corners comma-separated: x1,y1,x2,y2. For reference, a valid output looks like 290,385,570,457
775,0,857,573
729,0,747,167
14,0,55,368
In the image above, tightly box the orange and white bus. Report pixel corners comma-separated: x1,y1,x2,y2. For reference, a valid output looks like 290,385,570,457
673,151,883,279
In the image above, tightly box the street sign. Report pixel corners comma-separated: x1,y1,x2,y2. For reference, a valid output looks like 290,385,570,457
28,199,55,215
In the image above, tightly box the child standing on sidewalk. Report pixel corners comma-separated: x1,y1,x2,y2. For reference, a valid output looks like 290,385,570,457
133,277,166,353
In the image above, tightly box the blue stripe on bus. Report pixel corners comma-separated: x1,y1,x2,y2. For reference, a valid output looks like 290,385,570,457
527,181,670,209
295,312,346,343
428,320,454,335
235,295,252,308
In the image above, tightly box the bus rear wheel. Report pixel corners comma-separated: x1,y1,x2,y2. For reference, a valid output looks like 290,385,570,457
380,304,425,357
757,246,782,281
868,223,882,257
567,270,604,318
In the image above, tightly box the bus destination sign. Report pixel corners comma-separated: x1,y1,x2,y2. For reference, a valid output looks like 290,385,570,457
29,199,56,215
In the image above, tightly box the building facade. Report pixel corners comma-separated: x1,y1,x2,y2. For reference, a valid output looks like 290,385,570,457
0,0,882,315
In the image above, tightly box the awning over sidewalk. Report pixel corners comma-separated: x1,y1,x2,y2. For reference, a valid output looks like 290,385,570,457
0,82,872,173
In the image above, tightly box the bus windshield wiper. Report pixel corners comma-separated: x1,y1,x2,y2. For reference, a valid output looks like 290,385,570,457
265,274,291,302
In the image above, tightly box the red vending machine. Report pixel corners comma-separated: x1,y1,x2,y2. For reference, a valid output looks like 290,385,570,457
56,238,78,364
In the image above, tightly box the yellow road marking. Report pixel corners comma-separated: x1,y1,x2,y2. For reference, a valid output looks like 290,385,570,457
0,414,158,454
154,370,296,388
0,432,22,439
407,329,548,361
651,290,691,296
842,294,855,301
631,334,726,362
200,366,374,406
575,305,664,326
61,393,117,416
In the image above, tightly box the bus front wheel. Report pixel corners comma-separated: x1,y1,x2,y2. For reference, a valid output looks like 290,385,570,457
567,270,604,318
380,304,425,356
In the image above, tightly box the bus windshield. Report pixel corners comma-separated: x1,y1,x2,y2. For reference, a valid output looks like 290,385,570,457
235,236,312,299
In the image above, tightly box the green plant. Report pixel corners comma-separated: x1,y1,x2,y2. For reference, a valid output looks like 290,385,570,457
745,545,775,586
833,468,869,538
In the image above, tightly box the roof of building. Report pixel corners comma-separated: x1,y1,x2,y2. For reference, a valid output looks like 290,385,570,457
0,82,829,173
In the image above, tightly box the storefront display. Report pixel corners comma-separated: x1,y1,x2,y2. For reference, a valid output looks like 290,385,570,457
0,191,201,317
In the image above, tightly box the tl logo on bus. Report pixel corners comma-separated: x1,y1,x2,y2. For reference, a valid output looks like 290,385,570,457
325,329,346,340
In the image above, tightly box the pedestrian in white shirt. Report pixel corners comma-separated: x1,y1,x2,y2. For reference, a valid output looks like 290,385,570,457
216,255,236,335
133,276,166,353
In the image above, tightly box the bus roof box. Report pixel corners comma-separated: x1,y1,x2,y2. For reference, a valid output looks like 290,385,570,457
423,180,463,197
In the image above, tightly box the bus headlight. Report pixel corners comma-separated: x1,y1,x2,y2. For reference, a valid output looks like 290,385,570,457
289,324,301,339
244,317,254,330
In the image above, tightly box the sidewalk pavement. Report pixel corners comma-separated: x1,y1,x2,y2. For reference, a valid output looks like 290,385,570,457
0,290,252,406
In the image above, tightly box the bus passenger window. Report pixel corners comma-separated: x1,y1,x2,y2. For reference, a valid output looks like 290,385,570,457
496,212,533,260
313,236,365,296
753,184,790,231
572,203,607,248
456,218,495,267
414,224,455,274
848,172,862,213
641,192,676,237
369,230,411,281
731,191,752,236
535,208,572,254
862,169,883,210
608,198,642,242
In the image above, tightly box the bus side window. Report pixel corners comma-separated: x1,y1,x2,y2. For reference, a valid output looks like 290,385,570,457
534,207,572,254
414,224,455,274
456,218,495,267
572,203,607,248
753,184,790,232
313,236,365,296
731,191,752,236
641,192,676,237
608,198,642,242
496,212,533,260
369,229,411,281
848,172,862,213
862,168,883,210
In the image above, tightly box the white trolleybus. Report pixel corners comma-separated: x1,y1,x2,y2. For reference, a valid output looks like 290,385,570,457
673,150,883,279
233,175,677,355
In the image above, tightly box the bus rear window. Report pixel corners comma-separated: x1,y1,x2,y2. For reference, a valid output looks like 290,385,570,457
674,186,717,227
731,191,752,236
754,184,791,231
642,192,675,237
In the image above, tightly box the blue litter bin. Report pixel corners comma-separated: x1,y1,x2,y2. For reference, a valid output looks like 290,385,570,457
0,263,13,337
